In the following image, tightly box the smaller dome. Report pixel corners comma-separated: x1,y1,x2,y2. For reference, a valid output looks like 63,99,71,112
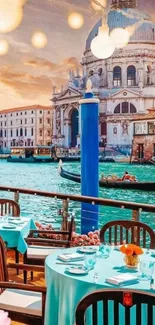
85,8,155,51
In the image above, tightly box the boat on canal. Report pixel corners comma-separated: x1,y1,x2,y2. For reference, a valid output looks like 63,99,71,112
59,164,155,191
7,146,81,163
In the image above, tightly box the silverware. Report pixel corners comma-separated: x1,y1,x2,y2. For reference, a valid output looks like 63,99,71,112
56,262,84,266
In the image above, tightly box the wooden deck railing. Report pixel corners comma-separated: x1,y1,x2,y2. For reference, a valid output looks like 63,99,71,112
0,185,155,229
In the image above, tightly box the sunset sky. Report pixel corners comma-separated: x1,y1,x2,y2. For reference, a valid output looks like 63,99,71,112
0,0,155,110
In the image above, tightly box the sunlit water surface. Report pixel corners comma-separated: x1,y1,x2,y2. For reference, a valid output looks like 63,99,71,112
0,160,155,232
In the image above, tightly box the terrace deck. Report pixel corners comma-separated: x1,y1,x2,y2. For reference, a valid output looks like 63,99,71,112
7,251,45,325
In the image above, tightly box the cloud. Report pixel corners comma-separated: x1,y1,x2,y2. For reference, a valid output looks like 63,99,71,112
0,67,53,100
23,56,82,78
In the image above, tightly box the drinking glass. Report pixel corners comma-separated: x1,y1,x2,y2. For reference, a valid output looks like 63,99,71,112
85,252,96,270
98,243,111,258
139,260,154,281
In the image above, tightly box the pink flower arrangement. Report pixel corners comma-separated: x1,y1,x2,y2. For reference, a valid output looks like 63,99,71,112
35,222,100,246
71,230,100,246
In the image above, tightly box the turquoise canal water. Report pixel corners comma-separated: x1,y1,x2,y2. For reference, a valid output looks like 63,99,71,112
0,160,155,232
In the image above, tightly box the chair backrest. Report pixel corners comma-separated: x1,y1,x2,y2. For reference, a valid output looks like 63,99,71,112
100,220,155,249
0,237,9,291
28,216,74,248
75,289,155,325
0,199,20,217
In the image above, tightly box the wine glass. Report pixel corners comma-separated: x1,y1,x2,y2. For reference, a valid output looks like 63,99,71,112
139,260,154,281
98,243,111,258
85,252,96,270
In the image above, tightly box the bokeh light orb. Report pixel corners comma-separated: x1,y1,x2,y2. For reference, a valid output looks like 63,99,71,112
91,0,107,12
0,40,9,56
31,31,48,49
0,0,23,33
68,12,84,30
110,28,130,48
91,26,115,59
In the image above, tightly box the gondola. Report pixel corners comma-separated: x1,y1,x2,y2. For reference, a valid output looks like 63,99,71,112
59,165,155,191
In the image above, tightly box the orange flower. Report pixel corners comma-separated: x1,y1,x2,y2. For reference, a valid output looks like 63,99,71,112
125,248,133,256
120,245,127,254
134,246,143,255
127,244,137,250
120,244,143,256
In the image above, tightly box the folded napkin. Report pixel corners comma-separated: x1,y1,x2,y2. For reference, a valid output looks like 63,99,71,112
105,274,139,286
57,253,84,262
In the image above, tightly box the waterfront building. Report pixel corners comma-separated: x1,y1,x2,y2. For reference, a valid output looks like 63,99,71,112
132,108,155,162
0,105,52,151
52,0,155,153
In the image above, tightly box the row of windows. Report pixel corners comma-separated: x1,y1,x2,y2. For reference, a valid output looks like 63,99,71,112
0,110,51,118
0,128,51,138
113,65,136,87
10,141,34,147
0,118,50,127
0,128,34,137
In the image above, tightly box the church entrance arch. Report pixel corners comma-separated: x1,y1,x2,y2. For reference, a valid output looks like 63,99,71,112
70,108,79,147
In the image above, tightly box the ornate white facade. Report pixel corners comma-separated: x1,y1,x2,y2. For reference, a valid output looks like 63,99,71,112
51,0,155,152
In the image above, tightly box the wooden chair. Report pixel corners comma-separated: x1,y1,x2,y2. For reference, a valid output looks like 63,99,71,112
0,236,46,325
75,289,155,325
0,199,21,271
23,216,74,283
0,199,20,217
100,220,155,249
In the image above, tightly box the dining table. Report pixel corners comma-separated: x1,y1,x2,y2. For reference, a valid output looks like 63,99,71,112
45,246,155,325
0,217,36,254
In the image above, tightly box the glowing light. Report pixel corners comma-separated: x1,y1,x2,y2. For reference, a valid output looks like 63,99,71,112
31,31,48,49
91,0,107,12
110,28,130,48
68,12,84,30
0,40,9,56
0,0,24,33
91,25,115,59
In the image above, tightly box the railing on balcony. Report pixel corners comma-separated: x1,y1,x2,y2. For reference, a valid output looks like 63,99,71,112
0,185,155,233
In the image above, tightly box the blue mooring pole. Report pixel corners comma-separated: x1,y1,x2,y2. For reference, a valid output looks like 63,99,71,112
79,80,100,234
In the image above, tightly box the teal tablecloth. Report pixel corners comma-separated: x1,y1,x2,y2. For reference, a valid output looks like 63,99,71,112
45,247,155,325
0,218,36,254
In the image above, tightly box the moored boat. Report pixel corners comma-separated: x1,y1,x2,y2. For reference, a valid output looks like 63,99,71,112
59,165,155,191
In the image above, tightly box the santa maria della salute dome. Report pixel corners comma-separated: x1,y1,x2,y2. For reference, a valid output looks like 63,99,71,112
86,9,155,50
52,0,155,152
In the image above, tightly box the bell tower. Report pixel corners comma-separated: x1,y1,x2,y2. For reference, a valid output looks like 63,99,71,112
111,0,137,9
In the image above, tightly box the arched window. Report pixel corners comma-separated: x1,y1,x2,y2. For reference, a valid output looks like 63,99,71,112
146,65,152,85
114,102,137,114
20,128,23,136
114,104,120,114
127,65,136,86
113,66,122,87
98,68,102,76
122,102,128,114
130,104,137,113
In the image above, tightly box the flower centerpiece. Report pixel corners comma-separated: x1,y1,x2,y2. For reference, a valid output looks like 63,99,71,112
120,244,143,268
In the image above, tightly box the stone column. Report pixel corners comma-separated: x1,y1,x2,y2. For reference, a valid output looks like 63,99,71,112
122,63,127,87
61,108,64,136
53,108,57,136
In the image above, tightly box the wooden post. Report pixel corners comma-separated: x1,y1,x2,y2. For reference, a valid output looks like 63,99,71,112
131,209,140,244
132,210,140,222
61,199,69,232
14,191,19,205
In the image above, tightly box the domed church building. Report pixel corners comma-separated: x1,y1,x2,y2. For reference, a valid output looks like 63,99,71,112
51,0,155,151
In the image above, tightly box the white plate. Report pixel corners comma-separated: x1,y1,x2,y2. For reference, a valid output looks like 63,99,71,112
2,224,16,229
65,266,88,275
77,247,97,254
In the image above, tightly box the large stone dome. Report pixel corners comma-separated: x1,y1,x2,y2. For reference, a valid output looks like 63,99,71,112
85,8,155,51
